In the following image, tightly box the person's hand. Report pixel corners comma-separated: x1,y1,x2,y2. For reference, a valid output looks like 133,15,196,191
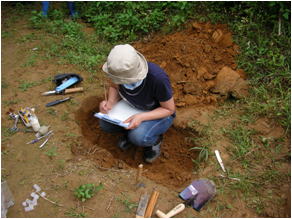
99,100,113,113
124,114,144,130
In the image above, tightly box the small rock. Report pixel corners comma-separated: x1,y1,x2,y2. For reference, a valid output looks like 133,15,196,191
176,102,186,107
192,22,202,30
162,151,170,159
212,29,223,43
117,160,124,169
214,54,222,62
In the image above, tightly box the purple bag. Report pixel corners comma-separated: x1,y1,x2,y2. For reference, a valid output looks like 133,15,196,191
179,179,216,211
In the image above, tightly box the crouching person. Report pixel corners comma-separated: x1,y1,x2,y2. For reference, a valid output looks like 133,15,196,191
99,44,175,163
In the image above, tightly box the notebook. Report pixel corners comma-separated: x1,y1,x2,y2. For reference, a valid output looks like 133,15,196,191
94,100,145,128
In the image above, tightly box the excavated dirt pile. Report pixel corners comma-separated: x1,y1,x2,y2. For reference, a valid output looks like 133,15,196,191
134,22,249,109
74,22,249,189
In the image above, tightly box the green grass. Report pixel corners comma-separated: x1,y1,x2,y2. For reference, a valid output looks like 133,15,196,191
65,208,86,218
65,132,77,137
186,121,213,166
18,80,38,91
222,126,258,163
57,159,65,170
45,146,57,159
46,108,57,116
21,54,38,67
117,194,138,213
18,33,38,43
61,112,69,121
2,99,19,106
2,81,8,89
2,127,17,137
2,31,12,38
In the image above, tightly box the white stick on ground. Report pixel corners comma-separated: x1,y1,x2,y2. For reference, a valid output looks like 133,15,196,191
36,191,63,207
215,150,226,172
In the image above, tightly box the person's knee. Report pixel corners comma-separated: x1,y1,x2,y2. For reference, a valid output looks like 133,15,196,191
128,132,144,146
128,130,156,147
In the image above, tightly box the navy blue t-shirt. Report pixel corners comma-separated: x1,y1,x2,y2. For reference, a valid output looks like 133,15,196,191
118,62,173,111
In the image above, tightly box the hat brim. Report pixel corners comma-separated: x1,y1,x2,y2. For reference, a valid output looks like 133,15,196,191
102,51,148,84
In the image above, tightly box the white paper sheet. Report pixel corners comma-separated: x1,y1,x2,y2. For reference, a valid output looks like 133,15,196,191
94,100,145,128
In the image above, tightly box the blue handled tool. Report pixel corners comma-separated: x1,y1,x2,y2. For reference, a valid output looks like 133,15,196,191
55,76,79,93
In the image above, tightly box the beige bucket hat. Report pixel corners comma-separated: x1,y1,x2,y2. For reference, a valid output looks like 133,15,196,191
102,44,148,84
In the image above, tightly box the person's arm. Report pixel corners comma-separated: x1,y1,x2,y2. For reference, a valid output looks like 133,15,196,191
124,97,175,129
99,82,121,113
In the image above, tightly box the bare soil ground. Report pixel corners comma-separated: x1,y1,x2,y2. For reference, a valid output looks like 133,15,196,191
2,4,290,218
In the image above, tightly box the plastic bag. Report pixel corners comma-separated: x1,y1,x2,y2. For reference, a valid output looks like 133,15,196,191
1,181,14,218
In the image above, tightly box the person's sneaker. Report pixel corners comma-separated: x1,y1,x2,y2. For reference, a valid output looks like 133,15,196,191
144,139,162,163
117,135,132,151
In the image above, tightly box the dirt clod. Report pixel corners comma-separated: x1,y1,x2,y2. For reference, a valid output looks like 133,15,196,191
212,66,249,99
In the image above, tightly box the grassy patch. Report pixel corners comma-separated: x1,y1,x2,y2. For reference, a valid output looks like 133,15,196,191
117,194,138,213
2,81,9,89
65,208,86,218
186,120,213,166
21,53,38,67
18,33,38,43
18,80,38,91
65,132,77,137
46,108,57,116
2,99,19,106
45,146,58,159
2,31,12,38
60,112,69,121
2,127,17,137
222,126,258,165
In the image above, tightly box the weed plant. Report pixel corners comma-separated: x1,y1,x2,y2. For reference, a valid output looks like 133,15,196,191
74,183,103,202
117,195,138,213
45,146,57,159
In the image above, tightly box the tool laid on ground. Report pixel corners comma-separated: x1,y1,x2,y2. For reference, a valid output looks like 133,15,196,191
26,130,53,144
52,73,83,93
156,203,186,218
55,77,79,93
215,149,226,172
10,114,19,132
41,87,83,96
179,179,216,211
39,133,53,148
144,189,159,218
136,192,150,218
46,97,71,107
44,73,82,107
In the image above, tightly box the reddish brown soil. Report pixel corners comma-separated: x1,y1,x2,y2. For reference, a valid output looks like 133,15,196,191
74,96,197,189
74,22,249,190
134,22,247,107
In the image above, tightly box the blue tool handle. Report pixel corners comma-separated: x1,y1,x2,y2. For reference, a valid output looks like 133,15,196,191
55,77,79,93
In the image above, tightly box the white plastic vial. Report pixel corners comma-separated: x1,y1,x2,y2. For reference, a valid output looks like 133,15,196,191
30,116,40,132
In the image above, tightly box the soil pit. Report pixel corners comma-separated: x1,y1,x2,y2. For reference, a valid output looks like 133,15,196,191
74,96,198,189
74,22,249,190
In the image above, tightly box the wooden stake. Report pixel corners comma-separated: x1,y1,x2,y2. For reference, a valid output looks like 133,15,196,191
144,190,159,218
136,164,143,184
